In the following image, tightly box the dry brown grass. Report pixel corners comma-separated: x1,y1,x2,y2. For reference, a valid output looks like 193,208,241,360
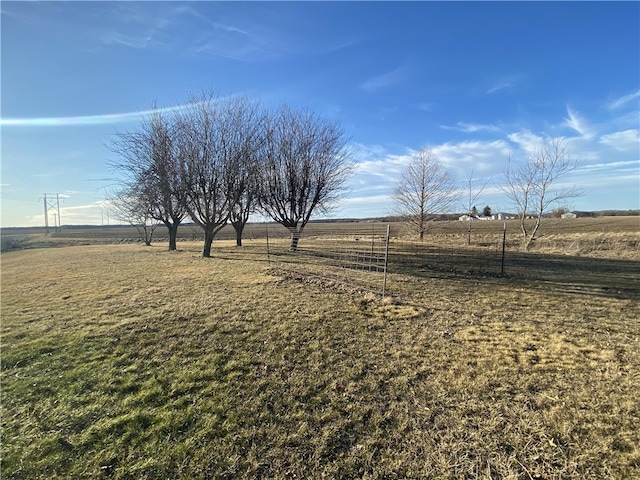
394,217,640,260
532,231,640,259
1,239,639,478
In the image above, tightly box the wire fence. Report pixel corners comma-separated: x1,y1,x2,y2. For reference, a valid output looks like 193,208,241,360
265,222,391,295
262,222,509,296
19,219,637,299
262,222,510,296
262,222,639,300
388,225,507,278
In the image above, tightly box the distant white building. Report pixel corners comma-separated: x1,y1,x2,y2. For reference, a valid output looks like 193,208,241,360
561,212,578,219
460,213,506,221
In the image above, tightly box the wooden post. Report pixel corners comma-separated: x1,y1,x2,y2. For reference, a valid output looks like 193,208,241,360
382,224,391,297
501,222,507,275
266,225,271,266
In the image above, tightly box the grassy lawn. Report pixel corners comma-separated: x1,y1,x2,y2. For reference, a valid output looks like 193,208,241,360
1,239,639,479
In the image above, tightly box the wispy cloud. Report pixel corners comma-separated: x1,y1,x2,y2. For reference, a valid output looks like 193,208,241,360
608,89,640,110
563,107,595,139
175,5,249,36
486,75,522,95
100,32,156,49
579,159,640,173
431,140,511,173
349,120,639,214
507,130,544,155
99,4,173,51
24,201,111,227
0,102,205,127
416,102,433,112
111,3,165,26
440,122,501,133
355,154,412,180
351,144,414,184
177,4,292,62
487,82,513,95
360,67,408,93
599,129,640,151
185,28,287,62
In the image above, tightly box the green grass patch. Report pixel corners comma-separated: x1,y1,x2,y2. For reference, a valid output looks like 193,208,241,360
2,241,639,478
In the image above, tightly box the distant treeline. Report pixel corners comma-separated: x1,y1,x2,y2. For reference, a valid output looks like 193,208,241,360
594,210,640,217
2,210,638,235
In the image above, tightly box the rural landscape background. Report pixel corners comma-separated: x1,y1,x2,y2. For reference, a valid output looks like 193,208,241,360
2,2,639,226
2,214,639,478
2,1,639,478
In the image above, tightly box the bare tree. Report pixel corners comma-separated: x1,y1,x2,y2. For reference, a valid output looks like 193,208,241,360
258,105,352,251
502,137,583,251
108,185,160,246
228,110,265,247
462,169,491,244
108,105,188,251
229,156,261,247
177,93,262,257
393,148,457,241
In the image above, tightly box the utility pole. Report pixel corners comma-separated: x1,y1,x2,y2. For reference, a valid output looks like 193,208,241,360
43,193,49,234
41,193,63,234
57,193,61,232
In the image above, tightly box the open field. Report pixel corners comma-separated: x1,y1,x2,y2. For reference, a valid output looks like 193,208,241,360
1,229,639,478
2,216,639,258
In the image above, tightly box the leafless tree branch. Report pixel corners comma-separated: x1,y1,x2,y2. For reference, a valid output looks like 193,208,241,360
393,148,458,240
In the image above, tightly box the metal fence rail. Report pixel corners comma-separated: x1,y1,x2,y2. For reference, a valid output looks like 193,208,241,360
265,223,390,295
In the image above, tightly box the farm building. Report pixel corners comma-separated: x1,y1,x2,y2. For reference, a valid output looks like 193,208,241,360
560,211,598,219
459,213,506,221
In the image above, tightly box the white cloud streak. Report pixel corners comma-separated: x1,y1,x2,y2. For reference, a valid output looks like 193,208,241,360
100,31,156,49
599,129,640,151
608,89,640,110
416,102,433,112
440,122,502,133
360,67,408,93
506,131,544,155
0,102,206,127
487,81,514,95
563,107,595,139
486,74,522,95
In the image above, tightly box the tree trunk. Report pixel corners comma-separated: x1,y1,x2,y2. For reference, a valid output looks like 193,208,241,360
144,225,153,246
519,216,529,251
202,229,215,258
524,217,542,251
289,228,302,251
418,212,427,242
167,222,179,251
232,222,244,247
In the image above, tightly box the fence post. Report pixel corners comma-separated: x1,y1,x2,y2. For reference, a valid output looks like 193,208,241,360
369,224,376,272
501,222,506,275
266,225,271,266
382,224,391,297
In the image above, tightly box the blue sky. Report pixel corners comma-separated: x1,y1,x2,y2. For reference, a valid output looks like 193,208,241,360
1,1,639,227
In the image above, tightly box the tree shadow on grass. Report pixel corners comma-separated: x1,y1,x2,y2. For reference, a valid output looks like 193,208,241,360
389,246,640,301
503,251,640,300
